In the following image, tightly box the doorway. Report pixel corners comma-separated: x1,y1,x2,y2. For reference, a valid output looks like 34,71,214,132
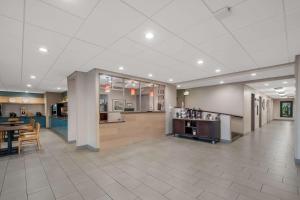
259,96,262,128
251,93,255,131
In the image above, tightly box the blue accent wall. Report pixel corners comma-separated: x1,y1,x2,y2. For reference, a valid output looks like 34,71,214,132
0,91,44,98
50,117,68,140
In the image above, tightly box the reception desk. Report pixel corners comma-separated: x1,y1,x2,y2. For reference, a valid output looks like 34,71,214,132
99,112,165,150
173,118,220,143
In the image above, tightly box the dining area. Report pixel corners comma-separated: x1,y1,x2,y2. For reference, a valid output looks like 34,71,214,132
0,118,41,156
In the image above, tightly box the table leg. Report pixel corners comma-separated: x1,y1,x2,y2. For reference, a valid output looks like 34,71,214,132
7,131,12,154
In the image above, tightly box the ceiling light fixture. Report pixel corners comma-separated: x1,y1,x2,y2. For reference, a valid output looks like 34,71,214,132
197,59,204,65
145,32,154,40
251,73,256,76
25,91,29,93
169,78,173,82
30,75,36,79
177,85,181,88
215,69,221,73
118,66,124,71
57,87,61,90
148,73,153,77
27,84,32,88
220,80,224,84
283,81,288,84
264,83,269,86
38,47,48,53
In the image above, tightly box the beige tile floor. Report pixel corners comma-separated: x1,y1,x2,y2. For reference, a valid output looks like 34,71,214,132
0,120,299,200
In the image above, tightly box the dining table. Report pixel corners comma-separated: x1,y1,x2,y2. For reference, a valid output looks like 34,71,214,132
0,121,25,126
0,125,28,156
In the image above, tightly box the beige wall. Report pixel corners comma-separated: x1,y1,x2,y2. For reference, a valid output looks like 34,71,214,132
273,98,295,120
185,84,245,116
243,86,273,134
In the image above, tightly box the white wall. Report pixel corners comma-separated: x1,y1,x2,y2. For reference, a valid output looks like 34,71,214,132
273,98,295,120
185,84,245,116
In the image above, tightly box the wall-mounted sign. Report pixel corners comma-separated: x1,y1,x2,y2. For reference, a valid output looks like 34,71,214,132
280,101,293,118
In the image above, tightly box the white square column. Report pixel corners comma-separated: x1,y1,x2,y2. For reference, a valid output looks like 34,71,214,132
67,69,100,150
295,55,300,163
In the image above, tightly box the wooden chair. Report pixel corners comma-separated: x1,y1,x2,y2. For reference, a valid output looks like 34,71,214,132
20,118,35,134
18,123,41,154
0,131,5,149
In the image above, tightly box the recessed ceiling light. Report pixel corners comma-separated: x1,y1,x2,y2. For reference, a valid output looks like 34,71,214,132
177,85,181,88
145,32,154,40
169,78,173,82
148,73,153,77
38,47,48,53
57,87,61,90
25,91,29,93
197,59,204,65
118,66,124,71
30,75,36,79
26,84,32,88
283,81,288,84
264,83,269,86
215,69,221,73
251,73,256,76
220,81,224,84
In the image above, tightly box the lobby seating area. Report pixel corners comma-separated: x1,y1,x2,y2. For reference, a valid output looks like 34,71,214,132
0,121,298,200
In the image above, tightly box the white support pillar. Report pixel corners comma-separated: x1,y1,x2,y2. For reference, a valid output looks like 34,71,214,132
295,55,300,163
67,69,100,150
165,84,177,135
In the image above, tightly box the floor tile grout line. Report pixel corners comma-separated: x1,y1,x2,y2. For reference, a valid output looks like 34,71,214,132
66,151,115,200
0,159,9,196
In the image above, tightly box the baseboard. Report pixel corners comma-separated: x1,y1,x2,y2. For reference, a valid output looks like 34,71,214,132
76,145,99,152
220,139,231,143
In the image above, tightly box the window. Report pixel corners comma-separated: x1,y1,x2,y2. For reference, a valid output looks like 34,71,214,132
99,74,165,113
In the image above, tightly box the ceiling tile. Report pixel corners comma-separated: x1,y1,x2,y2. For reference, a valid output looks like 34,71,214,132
121,0,173,17
152,0,212,34
0,16,23,87
109,38,145,56
221,0,283,31
198,34,256,71
22,24,70,83
203,0,246,11
53,39,105,73
284,0,300,14
76,0,146,47
179,17,227,45
126,20,173,49
26,0,83,36
40,0,100,18
0,0,23,20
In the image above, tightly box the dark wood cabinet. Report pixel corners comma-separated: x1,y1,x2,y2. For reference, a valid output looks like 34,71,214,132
173,118,220,143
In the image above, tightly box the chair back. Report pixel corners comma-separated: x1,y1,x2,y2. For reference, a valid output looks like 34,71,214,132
35,123,41,138
30,118,35,127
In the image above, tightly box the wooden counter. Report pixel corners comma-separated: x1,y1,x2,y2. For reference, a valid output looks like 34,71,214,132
173,118,220,143
99,112,165,150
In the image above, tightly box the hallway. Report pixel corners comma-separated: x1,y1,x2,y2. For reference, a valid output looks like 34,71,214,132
0,121,299,200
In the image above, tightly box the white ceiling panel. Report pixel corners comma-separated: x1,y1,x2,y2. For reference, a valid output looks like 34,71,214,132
109,38,145,56
126,20,173,49
22,24,70,84
40,0,100,19
152,0,212,34
121,0,173,17
0,0,23,20
203,0,246,12
0,16,22,88
179,17,227,46
221,0,283,31
26,0,83,36
76,0,146,47
198,34,256,71
52,39,104,73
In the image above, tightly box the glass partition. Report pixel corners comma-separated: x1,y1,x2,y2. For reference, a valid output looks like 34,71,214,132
99,74,165,113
